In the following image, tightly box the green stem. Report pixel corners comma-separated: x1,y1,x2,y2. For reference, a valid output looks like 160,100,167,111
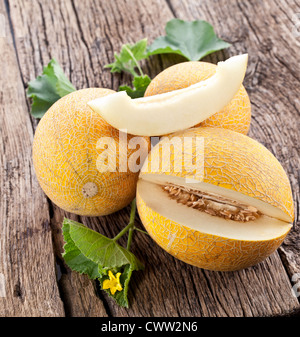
133,227,149,236
127,228,134,250
112,222,131,241
123,45,144,77
129,198,137,226
113,199,137,242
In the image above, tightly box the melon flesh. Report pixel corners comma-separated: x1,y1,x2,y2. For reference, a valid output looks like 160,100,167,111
140,173,293,223
137,178,292,242
88,54,248,136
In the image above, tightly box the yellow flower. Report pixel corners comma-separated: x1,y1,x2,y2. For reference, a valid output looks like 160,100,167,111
102,270,123,295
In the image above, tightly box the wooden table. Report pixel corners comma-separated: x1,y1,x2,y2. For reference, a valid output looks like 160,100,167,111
0,0,299,317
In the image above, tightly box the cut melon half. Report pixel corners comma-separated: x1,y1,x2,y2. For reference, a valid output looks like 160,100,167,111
136,127,294,271
137,176,292,271
88,54,248,136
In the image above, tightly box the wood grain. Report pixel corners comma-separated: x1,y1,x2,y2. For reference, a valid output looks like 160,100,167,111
1,0,299,316
0,0,64,316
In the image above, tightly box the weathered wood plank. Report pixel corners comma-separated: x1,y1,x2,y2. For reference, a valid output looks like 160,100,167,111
5,0,300,317
168,0,300,298
0,0,64,316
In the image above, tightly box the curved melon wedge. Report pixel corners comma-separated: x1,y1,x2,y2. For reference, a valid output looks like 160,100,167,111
88,54,248,136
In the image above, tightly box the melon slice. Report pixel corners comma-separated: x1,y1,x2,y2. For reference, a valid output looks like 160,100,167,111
88,54,248,136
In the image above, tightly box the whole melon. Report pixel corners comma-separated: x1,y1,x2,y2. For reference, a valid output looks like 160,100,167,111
33,88,149,216
145,61,251,135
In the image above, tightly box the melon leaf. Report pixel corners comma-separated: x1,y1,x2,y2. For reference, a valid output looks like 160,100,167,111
104,38,148,77
147,19,231,61
27,59,75,118
62,220,100,279
62,218,144,308
119,75,151,98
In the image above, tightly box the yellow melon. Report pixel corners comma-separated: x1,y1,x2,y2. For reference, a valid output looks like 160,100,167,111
145,61,251,135
136,127,293,271
33,88,150,216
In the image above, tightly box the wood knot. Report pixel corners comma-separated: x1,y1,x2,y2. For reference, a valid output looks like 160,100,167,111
13,281,24,302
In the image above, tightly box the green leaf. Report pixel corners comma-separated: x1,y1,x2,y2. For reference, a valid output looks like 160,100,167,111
105,39,148,77
62,218,144,308
147,19,231,61
27,59,76,118
66,219,143,270
119,75,151,98
62,220,100,279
